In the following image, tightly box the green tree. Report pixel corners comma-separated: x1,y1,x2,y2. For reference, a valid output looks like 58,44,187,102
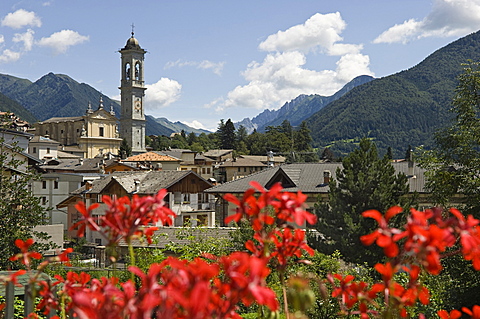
0,122,51,269
246,129,266,155
197,132,216,151
293,121,318,162
186,132,197,146
265,125,291,155
321,147,335,162
386,147,393,160
235,125,249,155
312,138,411,266
170,134,188,149
418,62,480,214
156,136,172,150
217,119,236,149
119,138,132,158
189,142,204,153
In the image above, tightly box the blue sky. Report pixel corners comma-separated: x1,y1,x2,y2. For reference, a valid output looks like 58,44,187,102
1,1,480,131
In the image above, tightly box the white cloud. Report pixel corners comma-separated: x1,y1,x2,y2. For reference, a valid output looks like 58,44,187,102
219,51,373,111
0,49,21,63
181,120,206,130
259,12,361,56
0,35,4,44
165,59,225,75
1,9,41,29
211,12,374,112
13,29,35,51
37,29,89,54
145,78,182,109
374,0,480,44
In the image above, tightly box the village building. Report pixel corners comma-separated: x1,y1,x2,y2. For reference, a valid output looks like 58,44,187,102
57,170,215,243
34,98,122,159
161,149,214,180
205,161,446,227
122,151,182,170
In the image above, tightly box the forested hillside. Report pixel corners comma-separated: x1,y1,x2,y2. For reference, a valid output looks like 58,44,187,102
0,72,121,121
306,30,480,158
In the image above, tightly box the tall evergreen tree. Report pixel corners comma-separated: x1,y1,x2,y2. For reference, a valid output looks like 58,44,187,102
293,121,318,162
312,138,411,266
217,119,236,149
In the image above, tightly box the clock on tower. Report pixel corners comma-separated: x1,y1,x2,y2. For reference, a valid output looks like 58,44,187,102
119,29,147,155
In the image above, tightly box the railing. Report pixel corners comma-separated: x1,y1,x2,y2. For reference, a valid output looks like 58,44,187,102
2,280,57,319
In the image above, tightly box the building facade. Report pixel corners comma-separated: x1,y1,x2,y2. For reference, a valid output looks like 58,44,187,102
35,98,122,158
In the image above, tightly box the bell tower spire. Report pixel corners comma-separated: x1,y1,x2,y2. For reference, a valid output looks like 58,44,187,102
119,27,147,155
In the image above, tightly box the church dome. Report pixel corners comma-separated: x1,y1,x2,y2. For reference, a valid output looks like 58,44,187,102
123,33,141,50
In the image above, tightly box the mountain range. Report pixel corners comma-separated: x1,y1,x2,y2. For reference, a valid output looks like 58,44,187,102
0,72,209,136
1,29,480,157
306,30,480,157
235,75,374,133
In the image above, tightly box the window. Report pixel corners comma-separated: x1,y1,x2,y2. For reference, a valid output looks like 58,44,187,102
41,197,47,205
174,192,181,204
99,127,104,137
207,167,211,174
46,148,50,154
54,181,59,189
42,180,47,189
32,147,36,153
61,129,64,134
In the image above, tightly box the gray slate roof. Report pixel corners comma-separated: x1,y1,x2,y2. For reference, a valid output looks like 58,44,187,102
205,162,426,194
71,170,211,195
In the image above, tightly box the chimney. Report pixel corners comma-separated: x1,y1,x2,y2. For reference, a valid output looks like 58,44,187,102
323,170,331,184
407,149,415,178
85,181,92,191
134,179,140,193
267,150,274,167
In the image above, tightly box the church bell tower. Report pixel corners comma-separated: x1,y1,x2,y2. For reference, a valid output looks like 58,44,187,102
119,29,147,154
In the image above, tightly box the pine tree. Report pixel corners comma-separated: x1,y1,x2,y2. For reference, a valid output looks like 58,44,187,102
312,138,411,266
119,138,132,158
217,119,236,149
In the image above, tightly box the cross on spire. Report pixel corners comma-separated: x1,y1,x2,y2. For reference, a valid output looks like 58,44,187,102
131,23,135,37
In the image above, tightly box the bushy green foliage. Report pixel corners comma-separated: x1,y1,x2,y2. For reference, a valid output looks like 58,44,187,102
164,226,234,260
